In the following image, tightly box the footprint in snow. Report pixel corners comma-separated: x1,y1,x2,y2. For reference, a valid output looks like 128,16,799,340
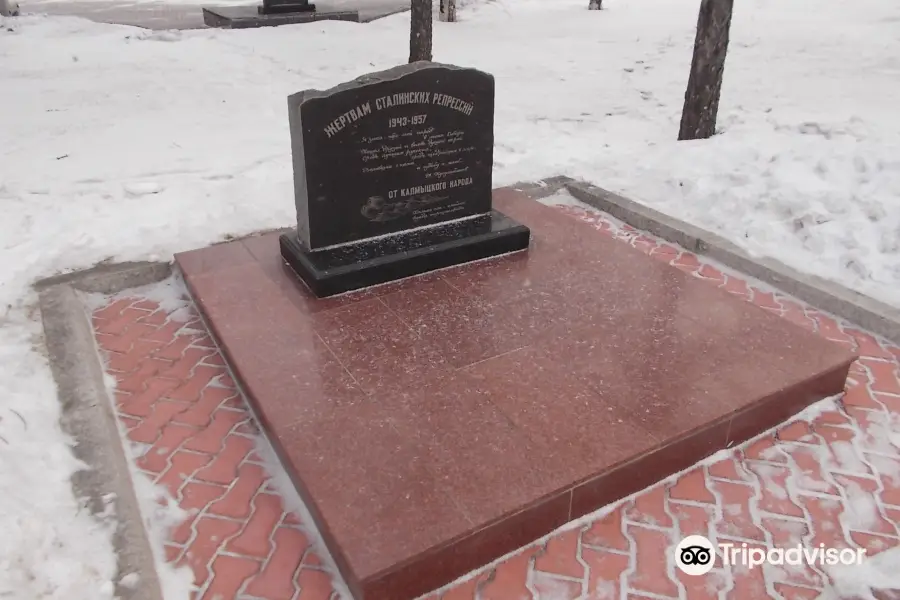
204,173,234,181
124,182,164,197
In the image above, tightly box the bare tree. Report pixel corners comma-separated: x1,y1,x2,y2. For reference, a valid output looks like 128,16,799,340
0,0,19,16
438,0,456,22
588,0,602,9
409,0,433,62
678,0,734,140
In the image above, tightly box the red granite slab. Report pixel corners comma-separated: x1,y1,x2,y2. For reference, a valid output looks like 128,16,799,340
175,188,856,600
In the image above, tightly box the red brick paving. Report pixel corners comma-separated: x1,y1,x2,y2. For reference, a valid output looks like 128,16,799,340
90,203,900,600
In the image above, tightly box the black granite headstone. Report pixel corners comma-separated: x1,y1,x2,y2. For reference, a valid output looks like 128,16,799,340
279,62,530,297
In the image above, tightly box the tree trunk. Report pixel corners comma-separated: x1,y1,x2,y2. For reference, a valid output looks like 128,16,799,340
588,0,602,9
0,0,19,16
678,0,734,141
438,0,456,22
409,0,433,63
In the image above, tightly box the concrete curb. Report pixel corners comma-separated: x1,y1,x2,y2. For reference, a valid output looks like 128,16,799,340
562,178,900,345
37,262,172,600
35,261,171,295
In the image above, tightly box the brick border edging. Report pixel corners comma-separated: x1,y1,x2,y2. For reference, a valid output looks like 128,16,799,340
519,176,900,346
36,262,172,600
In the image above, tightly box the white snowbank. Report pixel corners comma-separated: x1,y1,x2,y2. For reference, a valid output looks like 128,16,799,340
2,0,900,597
817,545,900,600
0,311,118,597
2,0,898,308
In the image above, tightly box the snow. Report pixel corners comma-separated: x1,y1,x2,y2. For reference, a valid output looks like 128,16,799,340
97,368,195,598
1,0,900,597
750,463,789,501
103,273,194,318
123,181,164,197
797,472,835,494
837,478,879,533
0,307,118,597
817,545,900,600
855,409,900,456
592,579,616,600
2,0,899,308
119,572,140,588
766,519,807,546
867,454,900,485
127,472,194,599
531,571,581,598
830,440,870,474
252,424,354,600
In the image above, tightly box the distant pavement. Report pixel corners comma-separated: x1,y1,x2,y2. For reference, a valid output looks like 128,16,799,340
17,0,409,30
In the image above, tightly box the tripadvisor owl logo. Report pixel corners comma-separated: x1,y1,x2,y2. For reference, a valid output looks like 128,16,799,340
675,535,715,575
674,535,867,575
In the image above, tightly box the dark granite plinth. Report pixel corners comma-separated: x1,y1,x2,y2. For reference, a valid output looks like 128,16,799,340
258,0,315,14
280,210,530,297
175,188,856,600
202,5,357,28
257,2,316,15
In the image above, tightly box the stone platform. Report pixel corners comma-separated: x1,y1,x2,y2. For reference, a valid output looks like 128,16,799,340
21,0,408,30
174,188,856,599
202,5,356,28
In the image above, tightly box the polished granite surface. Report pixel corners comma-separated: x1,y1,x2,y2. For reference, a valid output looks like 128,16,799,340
175,187,856,599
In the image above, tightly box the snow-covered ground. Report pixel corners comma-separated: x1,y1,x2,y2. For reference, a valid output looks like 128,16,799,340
1,0,900,597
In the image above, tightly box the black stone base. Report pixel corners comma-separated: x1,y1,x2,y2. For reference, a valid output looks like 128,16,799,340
279,210,531,298
258,1,315,15
202,5,358,28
